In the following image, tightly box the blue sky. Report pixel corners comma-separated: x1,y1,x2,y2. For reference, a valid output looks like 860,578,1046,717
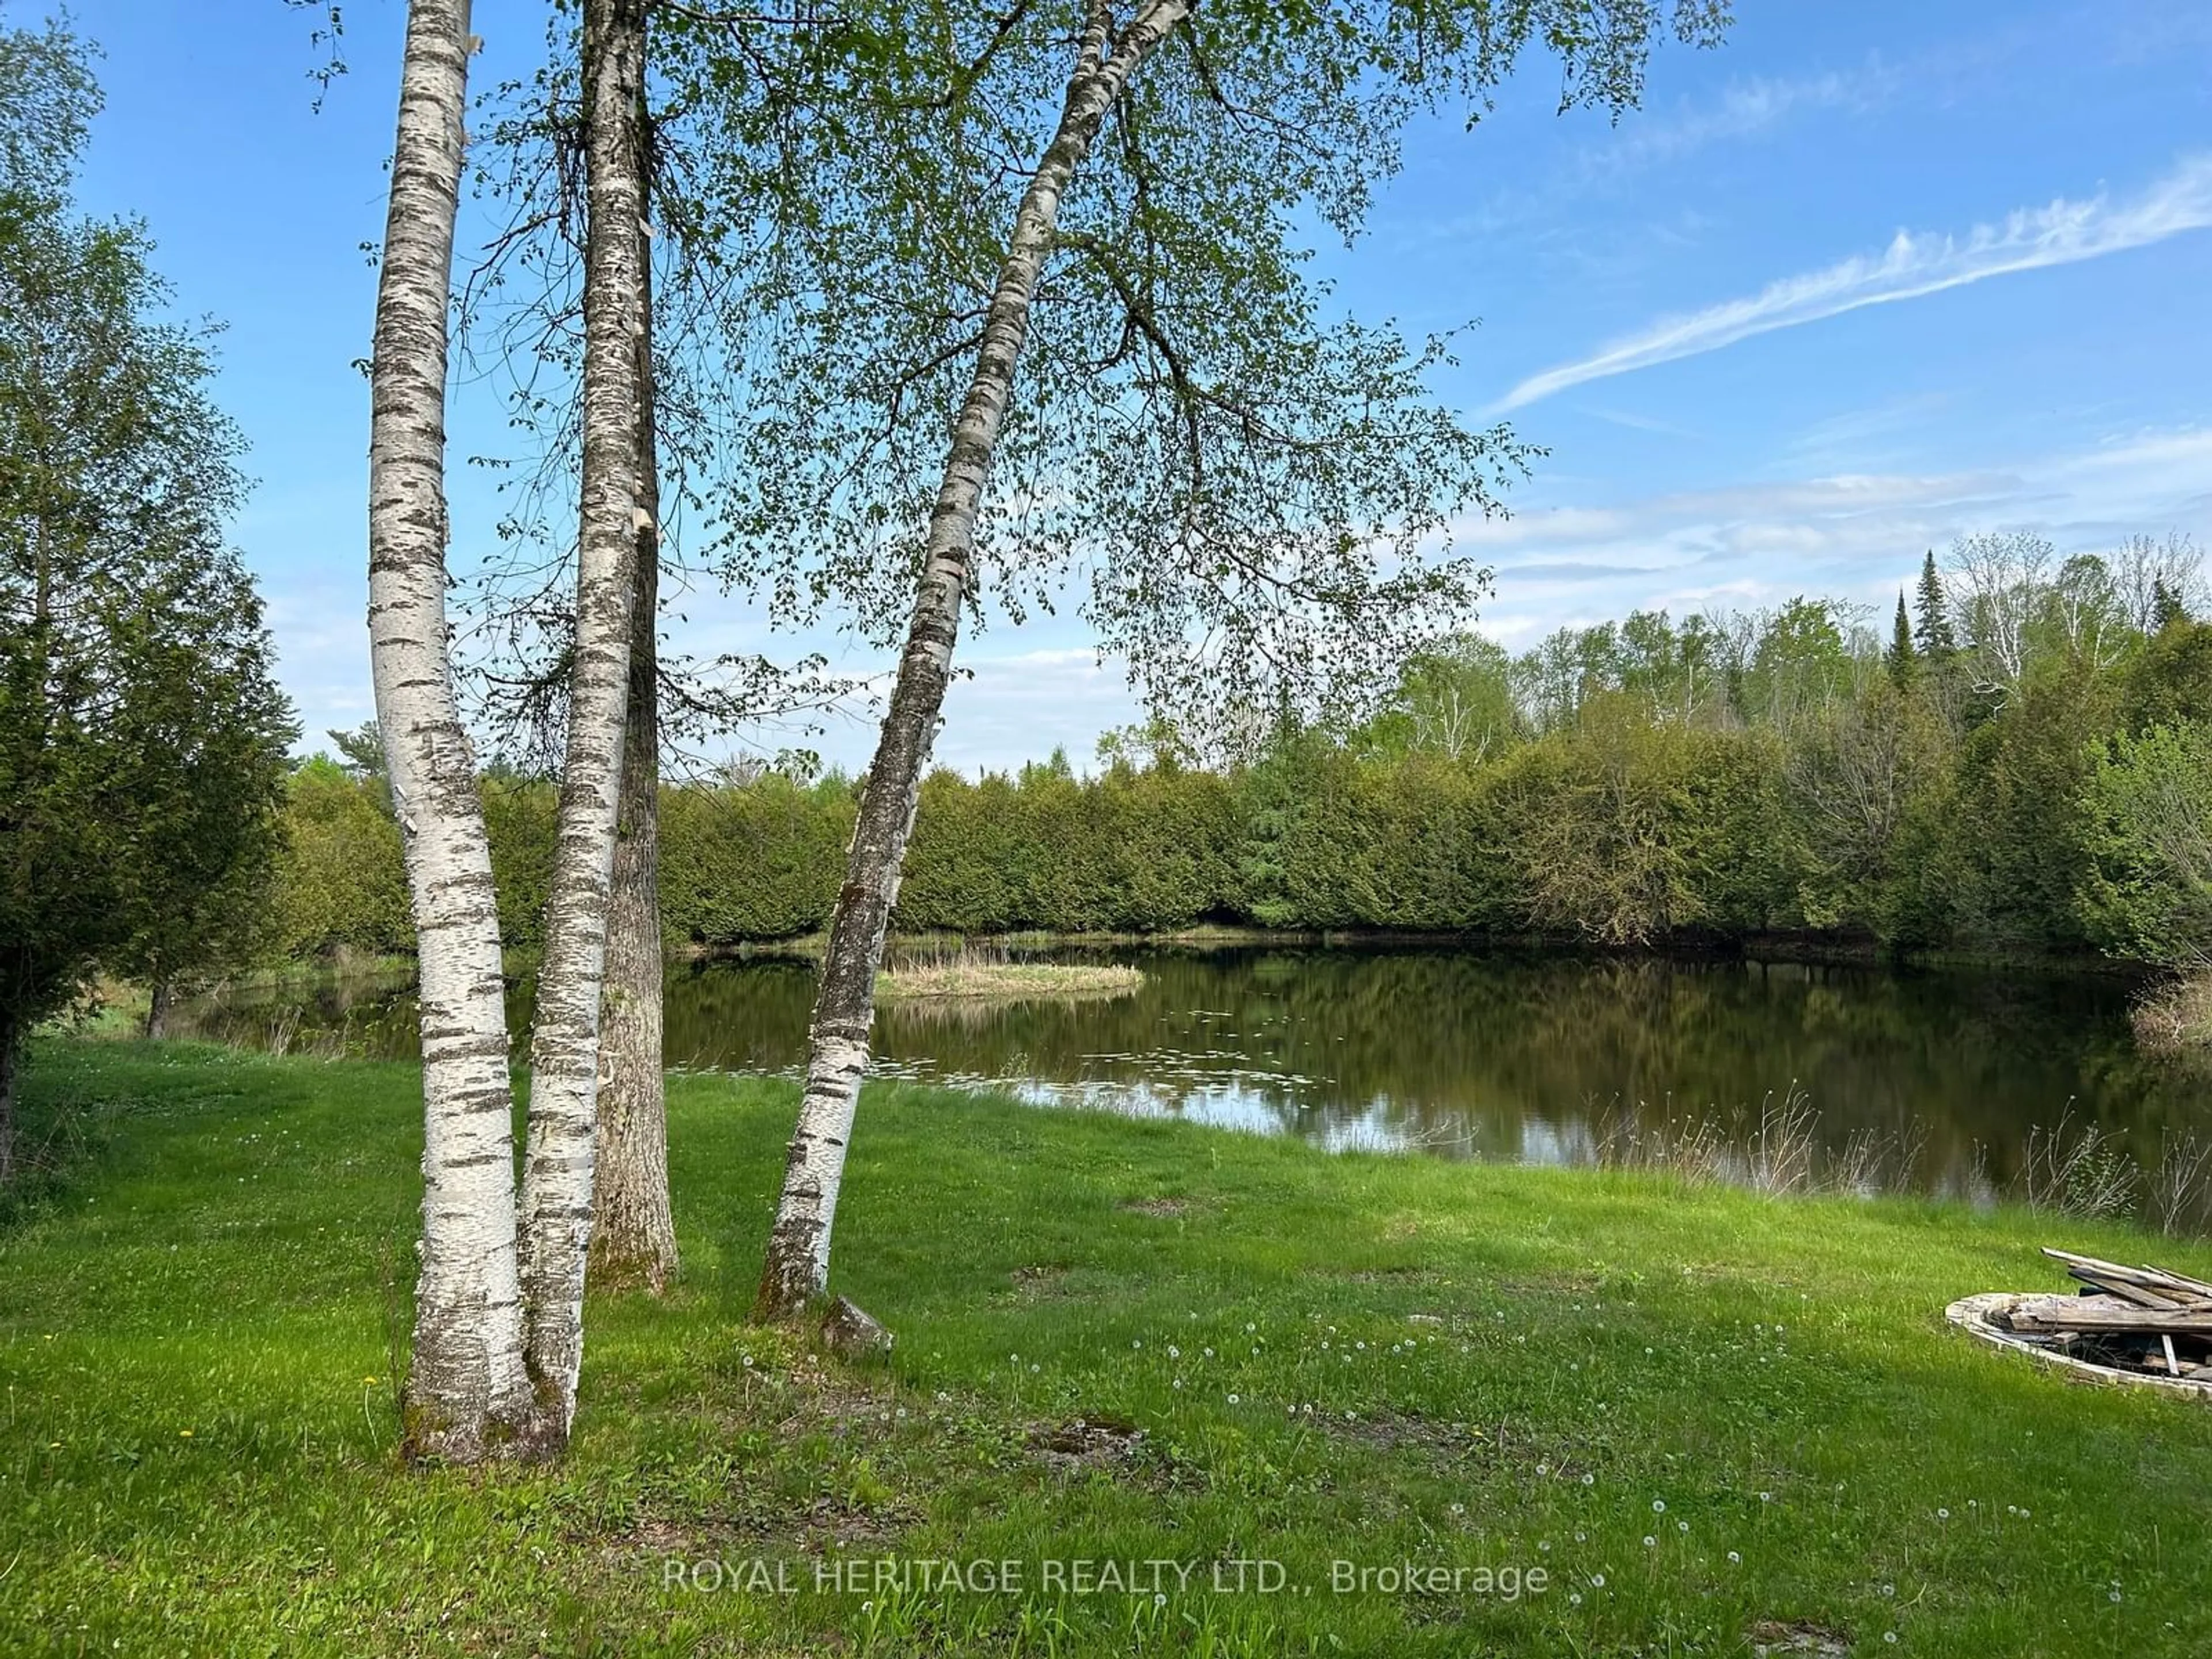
60,0,2212,774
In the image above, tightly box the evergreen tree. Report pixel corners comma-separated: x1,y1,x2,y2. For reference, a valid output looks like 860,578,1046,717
1912,551,1955,658
0,13,293,1179
2152,575,2188,632
1887,591,1916,686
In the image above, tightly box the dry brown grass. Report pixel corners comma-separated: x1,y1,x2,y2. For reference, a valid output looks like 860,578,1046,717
2133,967,2212,1057
874,948,1142,1003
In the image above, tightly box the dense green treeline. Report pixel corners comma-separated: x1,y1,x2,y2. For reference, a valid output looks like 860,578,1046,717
269,535,2212,969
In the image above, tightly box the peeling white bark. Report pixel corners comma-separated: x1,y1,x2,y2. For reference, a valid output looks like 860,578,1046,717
590,169,679,1296
756,0,1192,1320
517,0,649,1450
370,0,533,1463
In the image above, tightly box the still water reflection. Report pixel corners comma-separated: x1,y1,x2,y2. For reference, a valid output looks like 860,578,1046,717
178,946,2207,1194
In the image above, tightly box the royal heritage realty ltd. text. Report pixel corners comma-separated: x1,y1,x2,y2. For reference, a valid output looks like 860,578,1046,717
664,1556,1551,1601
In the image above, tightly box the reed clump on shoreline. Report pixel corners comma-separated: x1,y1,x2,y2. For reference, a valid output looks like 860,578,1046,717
876,949,1142,1003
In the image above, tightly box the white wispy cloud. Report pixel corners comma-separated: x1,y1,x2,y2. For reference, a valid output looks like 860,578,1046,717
1586,66,1888,178
1469,425,2212,635
1495,154,2212,411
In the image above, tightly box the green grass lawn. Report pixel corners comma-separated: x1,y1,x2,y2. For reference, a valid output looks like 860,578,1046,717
5,1040,2211,1656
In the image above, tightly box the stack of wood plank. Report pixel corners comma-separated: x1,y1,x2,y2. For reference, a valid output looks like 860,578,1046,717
1993,1248,2212,1379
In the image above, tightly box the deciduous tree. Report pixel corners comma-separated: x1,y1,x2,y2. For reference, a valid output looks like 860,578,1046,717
753,0,1734,1318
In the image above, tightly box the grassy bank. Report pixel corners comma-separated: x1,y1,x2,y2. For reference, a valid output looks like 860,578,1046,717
5,1043,2212,1655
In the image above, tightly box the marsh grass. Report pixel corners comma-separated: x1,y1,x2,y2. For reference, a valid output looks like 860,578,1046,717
2133,964,2212,1057
1586,1087,1926,1205
2023,1108,2140,1225
876,945,1143,1003
6,1042,2212,1654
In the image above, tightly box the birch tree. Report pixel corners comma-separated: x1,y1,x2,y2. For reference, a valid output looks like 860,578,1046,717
1949,531,2055,704
455,3,964,1289
363,0,662,1454
365,0,535,1461
750,0,1732,1318
513,0,655,1450
752,0,1195,1317
589,208,677,1291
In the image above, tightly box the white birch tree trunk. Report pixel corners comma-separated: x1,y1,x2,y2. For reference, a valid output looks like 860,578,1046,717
590,181,679,1294
755,0,1191,1321
369,0,535,1463
517,0,649,1449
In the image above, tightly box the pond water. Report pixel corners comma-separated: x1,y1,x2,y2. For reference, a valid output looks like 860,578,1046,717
176,945,2211,1209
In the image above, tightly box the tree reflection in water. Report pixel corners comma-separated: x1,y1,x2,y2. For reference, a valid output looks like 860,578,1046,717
177,946,2206,1209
